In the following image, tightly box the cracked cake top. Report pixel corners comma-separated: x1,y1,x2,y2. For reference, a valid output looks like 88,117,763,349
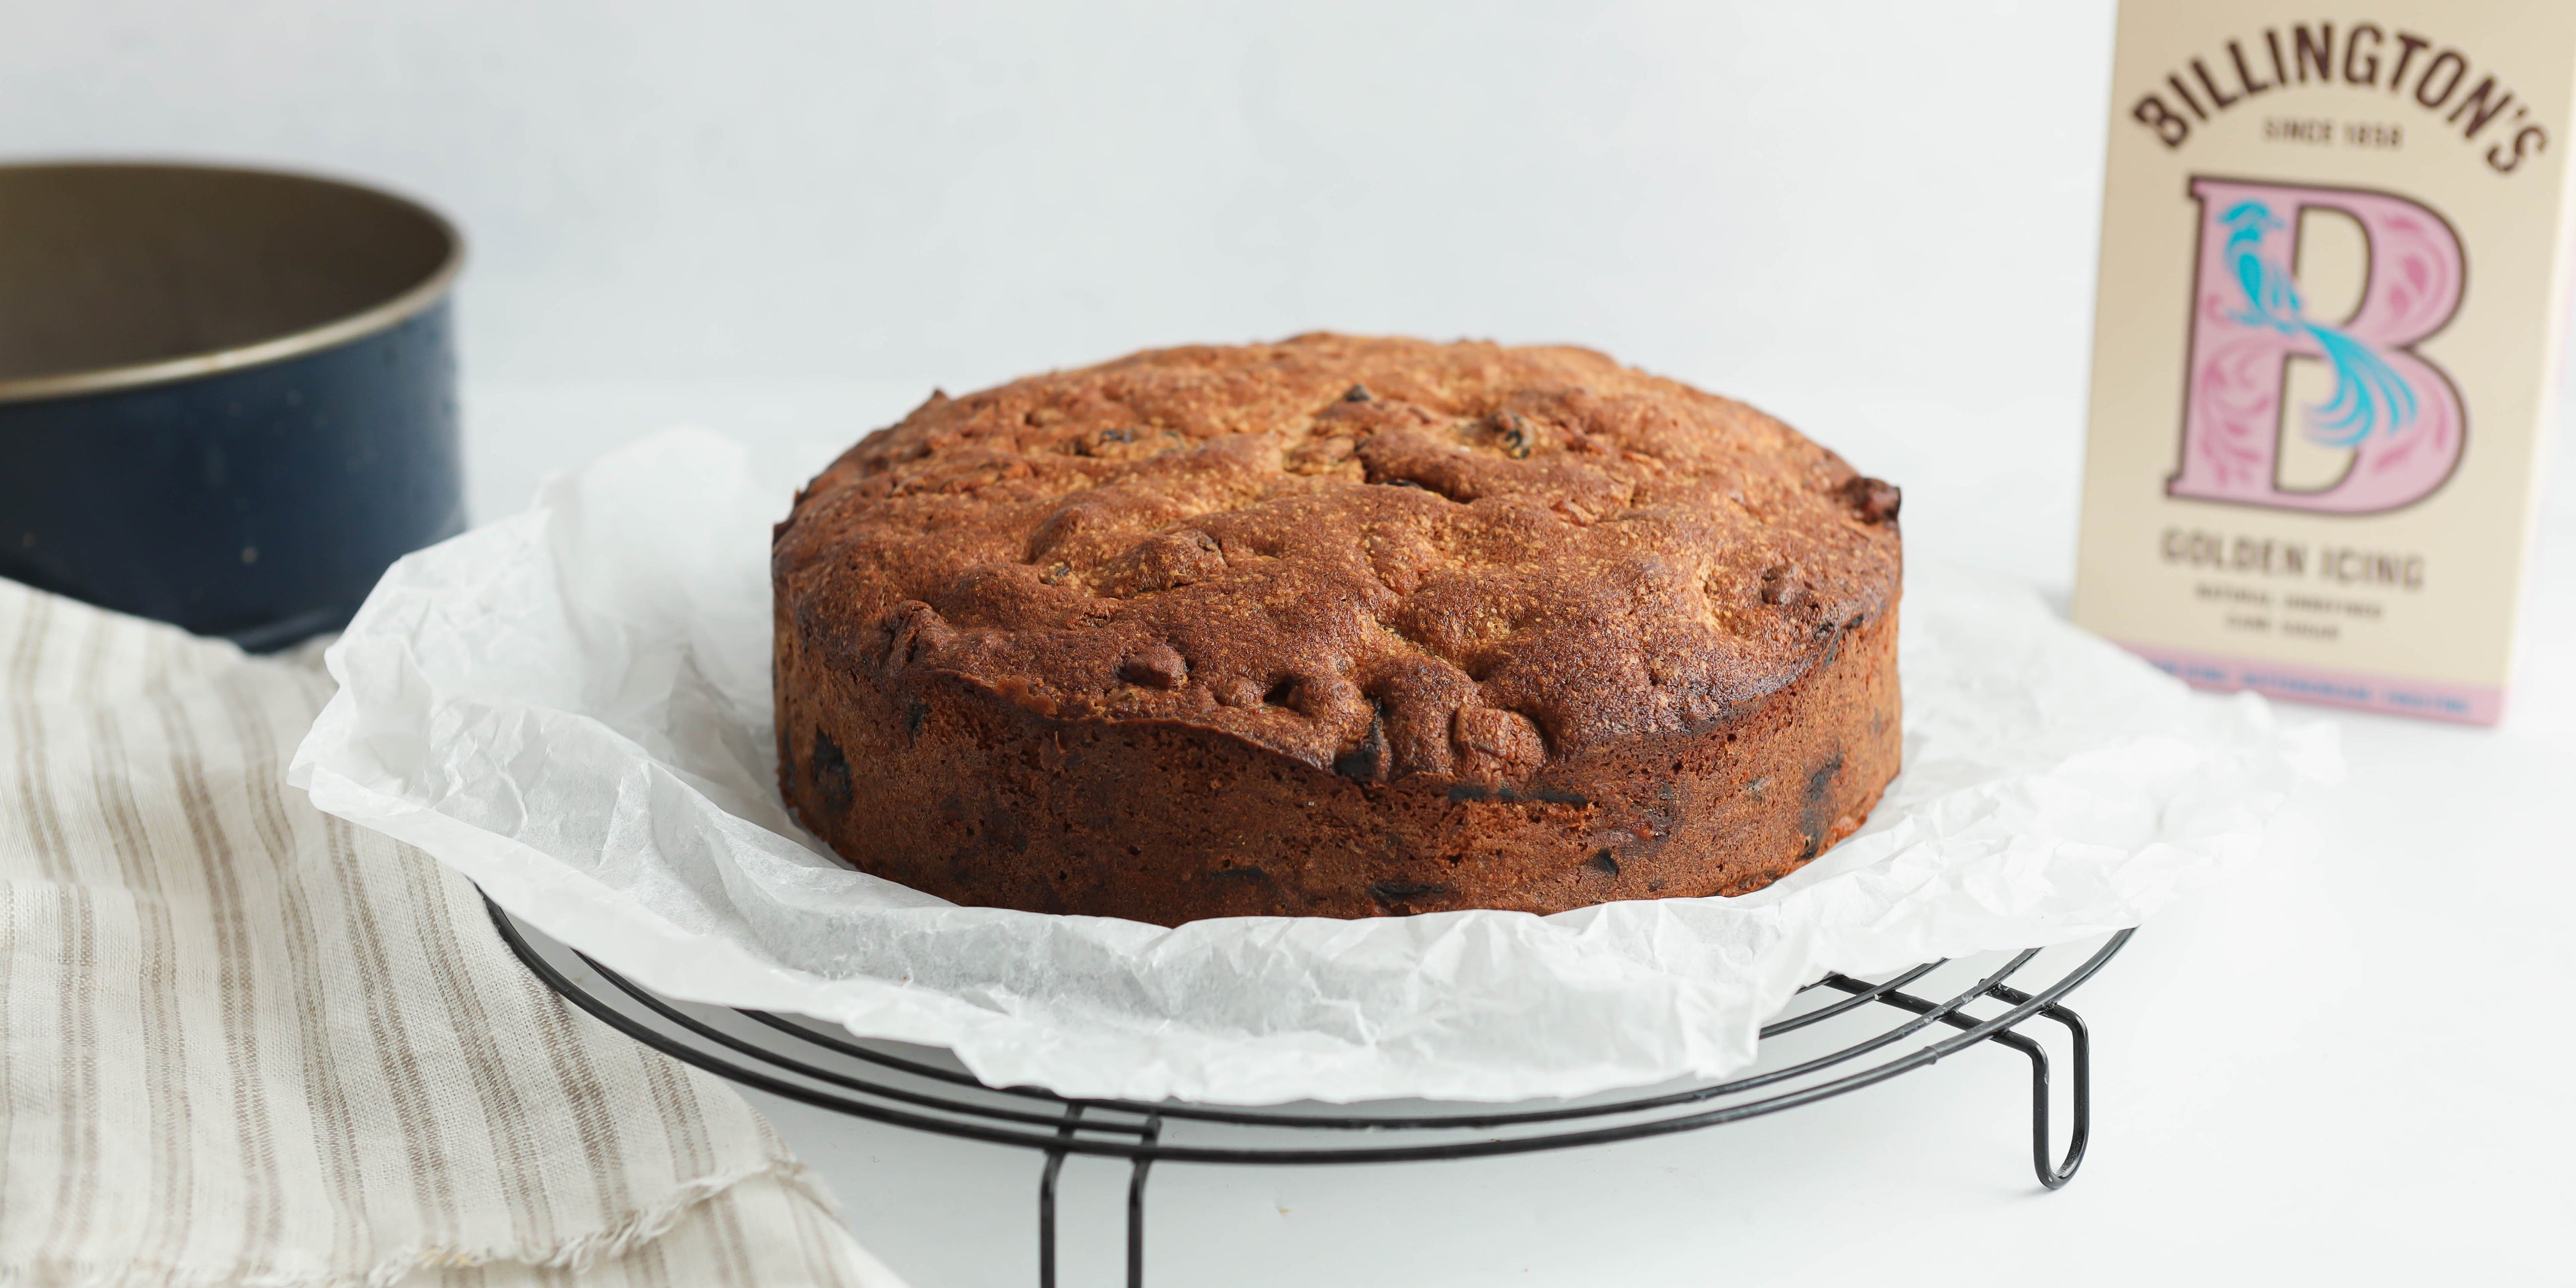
773,333,1900,783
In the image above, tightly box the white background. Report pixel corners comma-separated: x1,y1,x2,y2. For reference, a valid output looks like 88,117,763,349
9,3,2573,1285
3,1,2113,468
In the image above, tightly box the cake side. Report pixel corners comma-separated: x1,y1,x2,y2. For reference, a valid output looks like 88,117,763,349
776,594,1896,924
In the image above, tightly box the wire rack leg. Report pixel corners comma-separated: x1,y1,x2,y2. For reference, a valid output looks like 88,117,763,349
1126,1115,1162,1288
1039,1105,1083,1288
1862,980,2098,1189
1988,987,2092,1189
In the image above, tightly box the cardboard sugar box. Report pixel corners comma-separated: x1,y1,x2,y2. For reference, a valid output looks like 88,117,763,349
2075,1,2576,722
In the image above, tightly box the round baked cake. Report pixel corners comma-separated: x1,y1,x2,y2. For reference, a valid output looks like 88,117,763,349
773,335,1902,925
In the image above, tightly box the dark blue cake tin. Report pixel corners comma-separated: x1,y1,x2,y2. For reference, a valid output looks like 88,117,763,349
0,162,466,651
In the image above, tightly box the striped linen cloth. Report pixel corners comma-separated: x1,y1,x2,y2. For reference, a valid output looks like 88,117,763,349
0,580,904,1288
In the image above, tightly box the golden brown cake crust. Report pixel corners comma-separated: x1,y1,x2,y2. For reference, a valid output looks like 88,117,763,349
773,334,1902,924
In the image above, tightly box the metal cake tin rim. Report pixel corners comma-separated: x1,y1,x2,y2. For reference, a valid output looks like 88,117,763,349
0,158,466,406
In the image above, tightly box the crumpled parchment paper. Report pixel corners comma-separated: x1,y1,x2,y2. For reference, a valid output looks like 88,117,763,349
289,427,2336,1104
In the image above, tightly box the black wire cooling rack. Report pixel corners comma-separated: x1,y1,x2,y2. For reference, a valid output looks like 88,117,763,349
484,898,2131,1288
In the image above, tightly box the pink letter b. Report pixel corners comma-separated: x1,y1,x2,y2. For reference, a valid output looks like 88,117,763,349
2167,177,2467,515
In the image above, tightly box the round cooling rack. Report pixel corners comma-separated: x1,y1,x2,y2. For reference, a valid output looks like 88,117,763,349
482,898,2132,1288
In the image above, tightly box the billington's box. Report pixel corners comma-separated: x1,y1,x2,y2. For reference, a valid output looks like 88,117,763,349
2074,1,2576,723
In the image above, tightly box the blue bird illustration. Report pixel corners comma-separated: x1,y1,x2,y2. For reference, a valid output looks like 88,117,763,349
2217,200,2416,448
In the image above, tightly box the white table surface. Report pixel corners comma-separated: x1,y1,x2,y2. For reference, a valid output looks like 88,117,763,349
466,377,2575,1287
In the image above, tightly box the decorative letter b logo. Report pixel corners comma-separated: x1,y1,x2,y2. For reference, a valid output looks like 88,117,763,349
2168,178,2467,515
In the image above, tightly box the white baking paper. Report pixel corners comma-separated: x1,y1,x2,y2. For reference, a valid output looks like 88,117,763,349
288,427,2337,1105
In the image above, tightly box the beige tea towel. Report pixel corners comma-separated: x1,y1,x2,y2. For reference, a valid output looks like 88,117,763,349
0,579,904,1287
